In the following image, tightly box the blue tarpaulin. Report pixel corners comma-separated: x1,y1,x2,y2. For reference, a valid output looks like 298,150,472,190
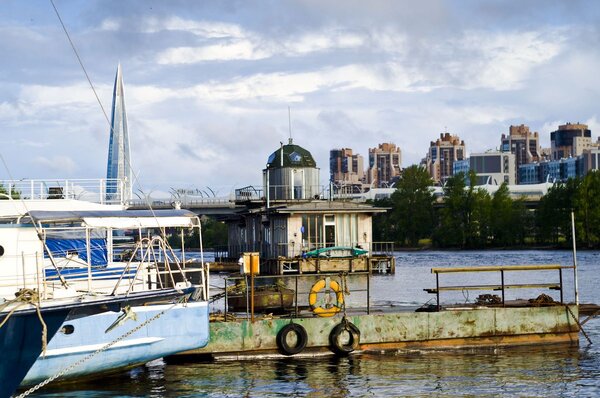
45,238,108,266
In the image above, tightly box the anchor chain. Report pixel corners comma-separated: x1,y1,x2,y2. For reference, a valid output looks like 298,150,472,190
17,301,181,397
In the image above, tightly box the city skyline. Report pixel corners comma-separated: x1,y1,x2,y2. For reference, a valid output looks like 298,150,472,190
2,1,600,195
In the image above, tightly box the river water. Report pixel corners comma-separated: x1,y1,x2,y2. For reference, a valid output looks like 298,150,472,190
29,251,600,397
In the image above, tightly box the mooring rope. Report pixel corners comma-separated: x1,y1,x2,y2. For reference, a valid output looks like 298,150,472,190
566,305,592,345
0,288,48,355
16,297,187,397
340,272,349,317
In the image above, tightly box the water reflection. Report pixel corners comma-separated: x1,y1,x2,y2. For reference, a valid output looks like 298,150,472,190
27,251,600,397
29,339,600,397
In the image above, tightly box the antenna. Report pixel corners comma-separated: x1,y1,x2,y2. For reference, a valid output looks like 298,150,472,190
288,106,293,144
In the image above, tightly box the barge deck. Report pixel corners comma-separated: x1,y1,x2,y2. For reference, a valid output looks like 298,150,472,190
180,304,579,360
178,263,586,360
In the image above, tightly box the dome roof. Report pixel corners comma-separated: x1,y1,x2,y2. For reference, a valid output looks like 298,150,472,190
266,140,316,169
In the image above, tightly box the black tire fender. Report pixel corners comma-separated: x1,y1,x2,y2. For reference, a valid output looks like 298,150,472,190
329,321,360,355
276,323,308,356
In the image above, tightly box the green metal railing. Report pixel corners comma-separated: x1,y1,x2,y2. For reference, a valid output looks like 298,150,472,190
216,272,371,321
425,264,574,310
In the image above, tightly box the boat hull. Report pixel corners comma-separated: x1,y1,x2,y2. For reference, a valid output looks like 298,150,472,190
0,307,71,398
21,301,209,386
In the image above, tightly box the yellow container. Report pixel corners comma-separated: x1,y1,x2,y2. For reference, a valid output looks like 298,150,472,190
242,252,260,275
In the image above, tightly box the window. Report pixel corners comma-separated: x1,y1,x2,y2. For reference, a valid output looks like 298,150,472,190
335,214,358,246
324,215,335,247
302,215,323,250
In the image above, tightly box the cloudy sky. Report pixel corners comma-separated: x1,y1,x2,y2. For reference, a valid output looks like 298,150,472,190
1,0,600,197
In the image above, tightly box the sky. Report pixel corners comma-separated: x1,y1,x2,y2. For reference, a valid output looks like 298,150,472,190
1,0,600,198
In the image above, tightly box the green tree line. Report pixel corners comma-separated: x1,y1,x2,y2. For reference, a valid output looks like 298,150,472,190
0,184,20,199
373,165,600,249
168,217,228,249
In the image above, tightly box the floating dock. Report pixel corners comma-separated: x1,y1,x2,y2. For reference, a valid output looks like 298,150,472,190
181,304,579,359
179,264,585,360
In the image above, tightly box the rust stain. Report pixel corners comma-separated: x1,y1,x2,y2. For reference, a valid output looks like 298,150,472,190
359,332,579,352
180,305,581,357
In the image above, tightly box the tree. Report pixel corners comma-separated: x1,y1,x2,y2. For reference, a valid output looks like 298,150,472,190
0,184,20,200
433,173,467,247
391,165,435,246
490,183,517,246
371,197,396,243
536,178,580,245
167,217,228,249
201,217,228,249
574,171,600,248
433,171,491,248
466,185,491,248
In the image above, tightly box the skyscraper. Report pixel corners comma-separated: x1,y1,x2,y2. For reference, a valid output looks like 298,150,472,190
550,122,592,159
106,64,132,202
366,143,402,188
425,132,465,184
500,124,540,183
330,148,365,191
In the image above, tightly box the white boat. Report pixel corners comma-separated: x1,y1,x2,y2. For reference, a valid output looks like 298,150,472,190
0,179,210,390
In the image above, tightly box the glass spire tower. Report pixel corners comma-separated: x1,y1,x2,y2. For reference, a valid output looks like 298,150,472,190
106,63,132,202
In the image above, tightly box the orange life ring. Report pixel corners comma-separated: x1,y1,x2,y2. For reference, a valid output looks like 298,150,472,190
308,278,344,317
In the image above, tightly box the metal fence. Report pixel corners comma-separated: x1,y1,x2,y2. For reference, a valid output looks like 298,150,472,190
216,272,371,321
235,184,330,202
0,178,125,205
224,241,394,260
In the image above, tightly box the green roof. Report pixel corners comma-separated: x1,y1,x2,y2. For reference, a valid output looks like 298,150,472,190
266,143,316,168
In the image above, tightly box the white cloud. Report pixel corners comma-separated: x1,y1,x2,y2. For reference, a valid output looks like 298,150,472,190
2,4,597,190
99,18,120,31
18,139,48,148
18,84,104,108
154,19,369,64
459,30,565,91
284,30,366,55
157,40,271,64
584,116,600,139
141,17,246,39
457,106,516,125
0,102,20,119
180,64,422,103
152,21,564,96
34,155,77,174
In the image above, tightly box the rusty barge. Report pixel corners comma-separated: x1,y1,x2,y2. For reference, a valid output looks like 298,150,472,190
179,263,584,360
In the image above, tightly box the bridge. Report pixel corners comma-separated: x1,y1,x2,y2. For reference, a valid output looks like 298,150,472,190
0,178,551,217
127,198,244,216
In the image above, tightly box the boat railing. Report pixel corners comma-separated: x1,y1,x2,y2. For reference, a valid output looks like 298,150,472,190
370,241,395,256
127,197,234,209
5,235,207,303
424,264,574,311
224,241,395,267
0,178,126,205
218,271,371,321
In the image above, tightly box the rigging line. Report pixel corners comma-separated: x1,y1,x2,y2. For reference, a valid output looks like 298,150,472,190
49,1,163,219
49,1,199,284
49,0,111,128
